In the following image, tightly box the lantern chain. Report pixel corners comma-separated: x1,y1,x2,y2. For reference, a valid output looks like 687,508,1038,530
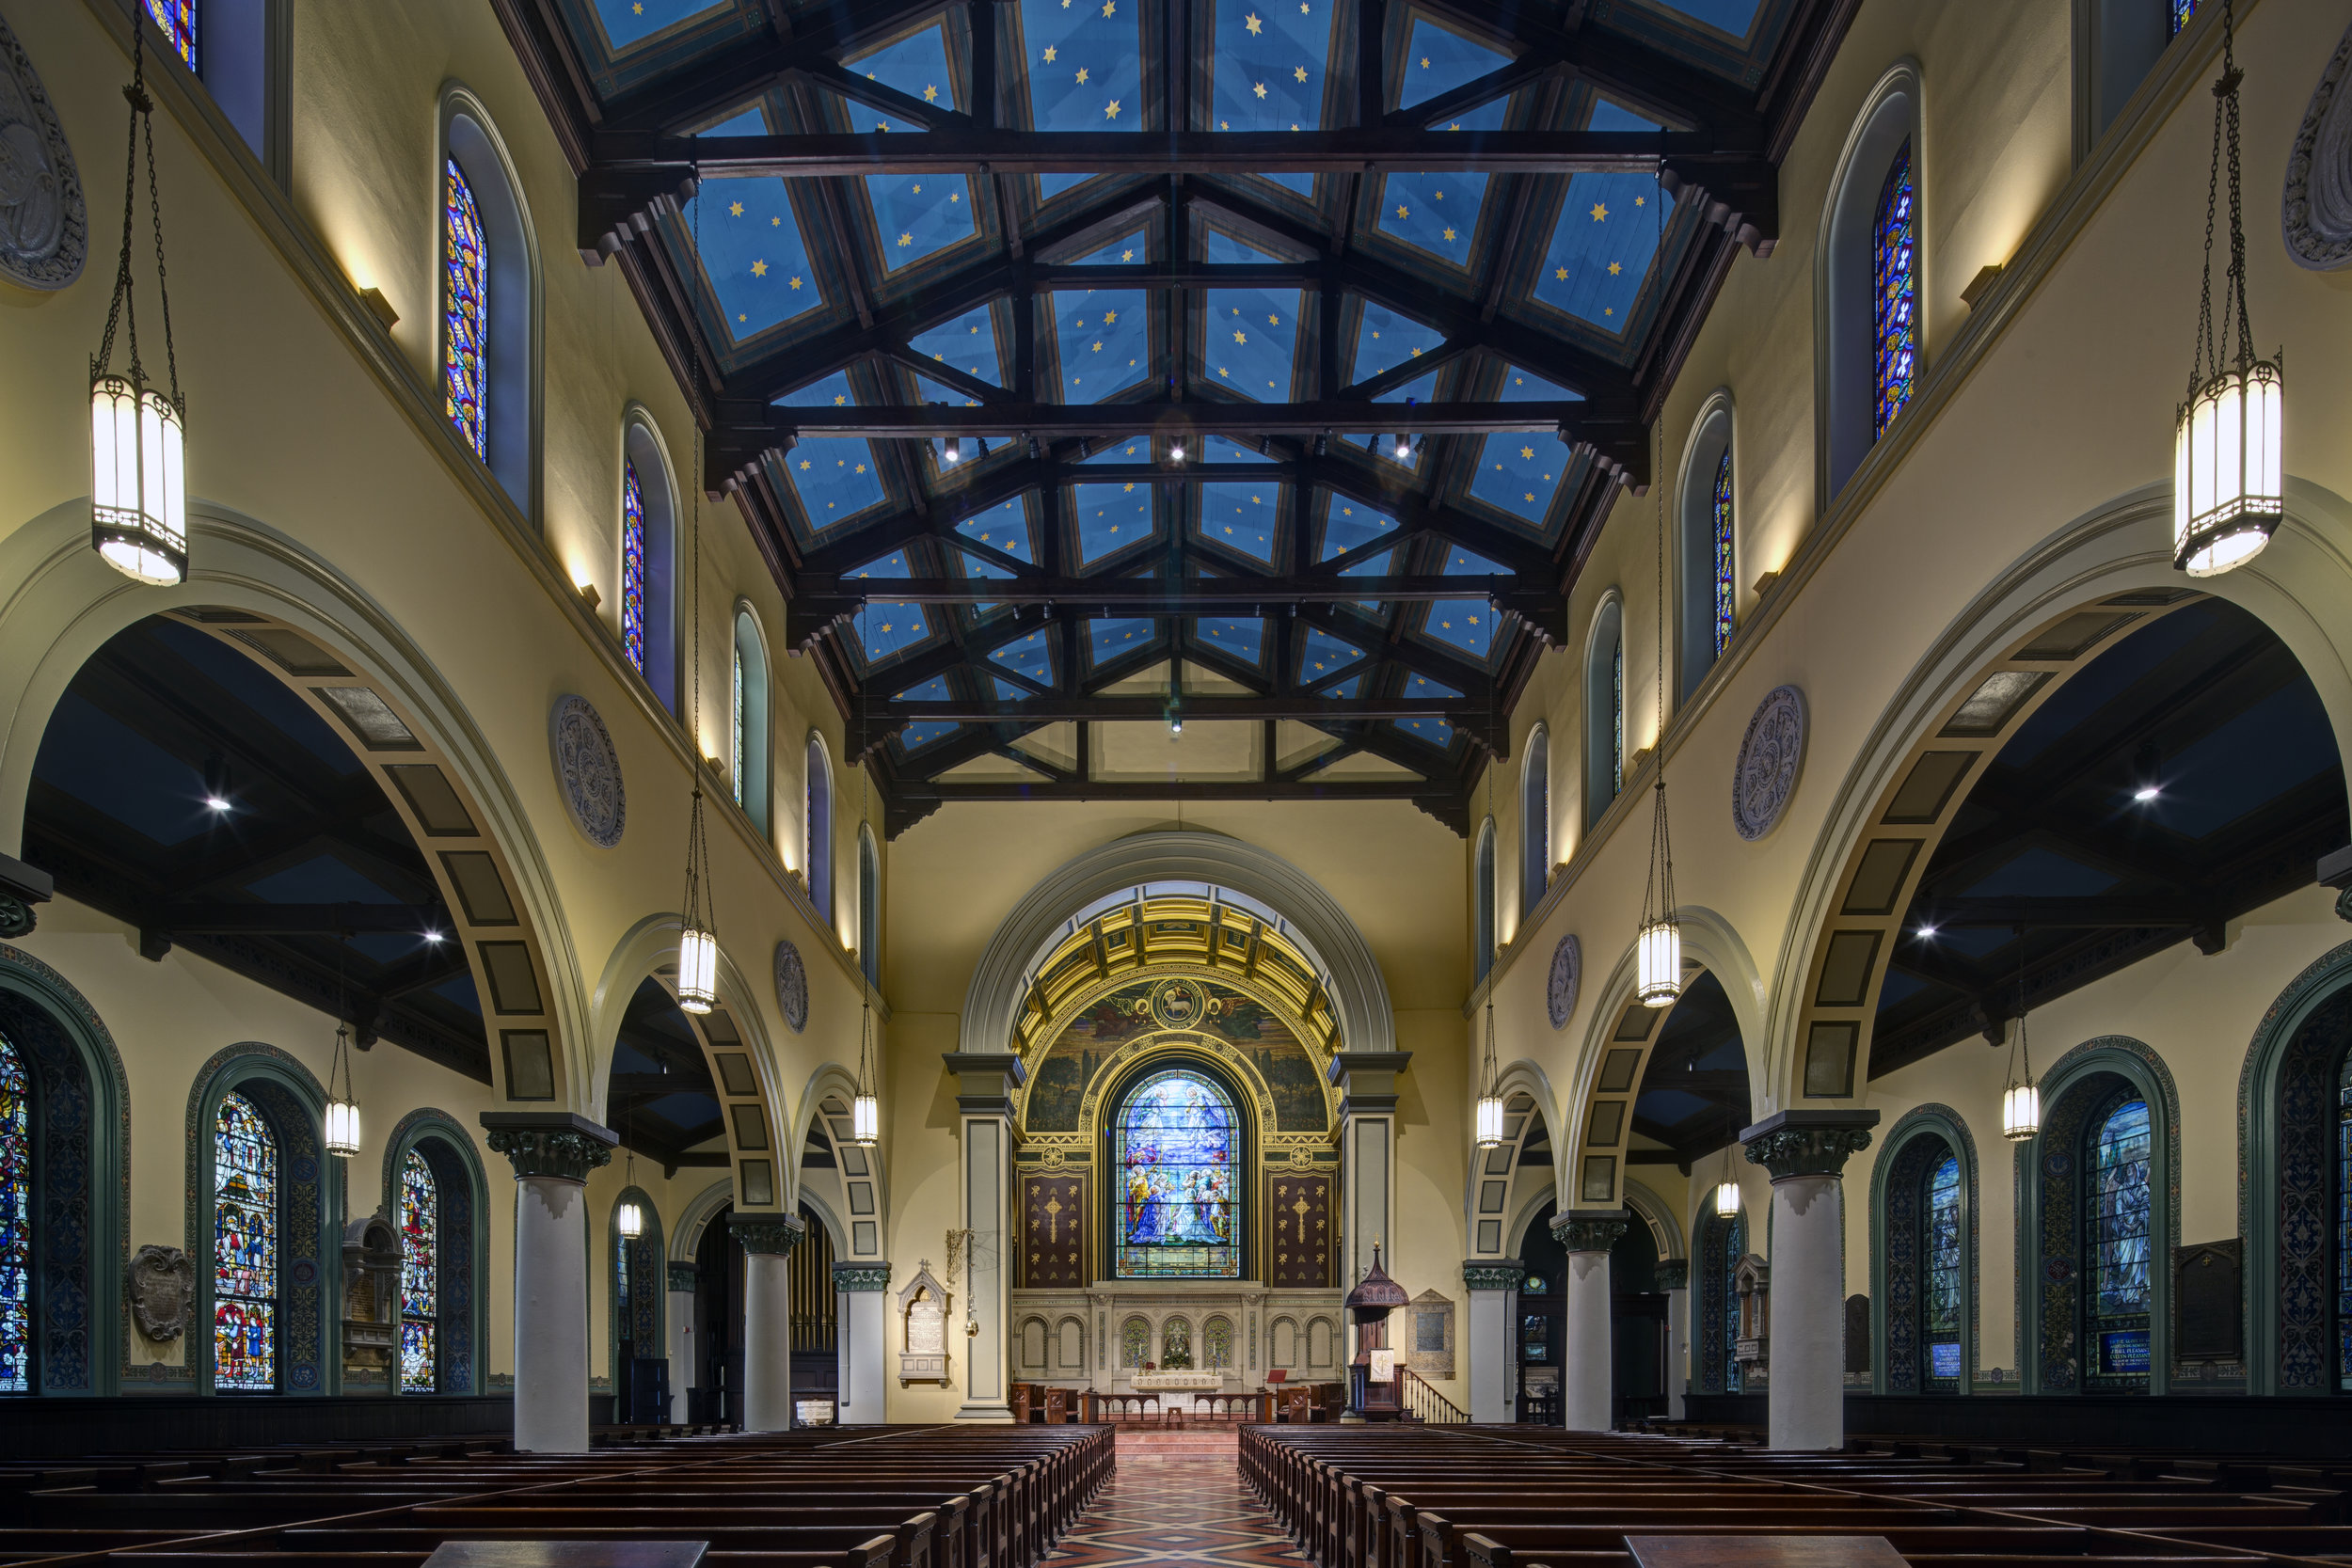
142,44,181,409
2187,0,2255,396
97,26,150,389
1639,159,1676,942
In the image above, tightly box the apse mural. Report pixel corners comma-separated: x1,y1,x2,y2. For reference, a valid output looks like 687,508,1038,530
1114,1069,1239,1278
1025,977,1327,1132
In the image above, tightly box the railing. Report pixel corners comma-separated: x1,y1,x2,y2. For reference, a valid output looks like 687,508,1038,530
1399,1368,1469,1424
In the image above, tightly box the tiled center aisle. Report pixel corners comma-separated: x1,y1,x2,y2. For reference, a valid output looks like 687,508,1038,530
1050,1429,1300,1568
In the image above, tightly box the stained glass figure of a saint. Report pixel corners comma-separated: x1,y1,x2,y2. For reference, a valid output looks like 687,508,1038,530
213,1091,278,1391
400,1150,437,1392
1114,1069,1240,1277
0,1032,29,1393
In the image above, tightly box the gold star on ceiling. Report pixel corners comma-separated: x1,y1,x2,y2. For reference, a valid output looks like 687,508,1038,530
1120,248,1135,261
1104,99,1120,118
1102,0,1115,13
1608,261,1622,275
1520,446,1534,459
1295,65,1309,82
1635,195,1645,206
923,84,939,102
1232,328,1248,343
898,233,912,245
1395,204,1408,218
1075,66,1089,83
788,276,802,289
834,394,846,404
1092,341,1103,351
1420,55,1429,67
1219,119,1231,129
1268,313,1279,325
798,458,809,468
912,183,922,193
1042,44,1057,61
1245,10,1263,32
1442,228,1455,241
728,200,744,216
771,215,780,226
751,259,768,277
856,463,868,473
1591,202,1609,222
1254,82,1267,98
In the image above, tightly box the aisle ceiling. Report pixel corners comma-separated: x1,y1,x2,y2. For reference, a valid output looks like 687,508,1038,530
498,0,1855,832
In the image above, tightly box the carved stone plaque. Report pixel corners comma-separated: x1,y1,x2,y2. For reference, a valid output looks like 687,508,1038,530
1547,934,1581,1029
549,695,625,848
772,939,808,1032
2175,1239,2242,1362
1732,684,1806,841
0,11,87,292
128,1243,195,1341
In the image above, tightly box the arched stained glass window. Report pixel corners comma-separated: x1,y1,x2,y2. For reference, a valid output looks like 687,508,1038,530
1922,1153,1962,1387
214,1092,278,1391
1520,732,1549,922
1872,141,1916,436
444,158,489,461
2169,0,2197,38
1612,634,1626,788
622,460,648,673
806,736,834,909
1721,1211,1745,1393
1115,1069,1239,1279
146,0,199,71
2088,1096,2153,1384
2338,1053,2352,1390
1473,823,1496,983
0,1033,29,1394
858,828,880,986
1710,451,1735,656
400,1150,437,1393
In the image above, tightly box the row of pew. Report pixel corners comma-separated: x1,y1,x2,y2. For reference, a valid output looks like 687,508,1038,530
0,1422,1112,1568
1242,1423,2352,1568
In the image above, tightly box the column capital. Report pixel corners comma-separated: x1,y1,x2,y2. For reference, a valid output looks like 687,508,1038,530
1653,1259,1690,1291
481,1112,617,1182
1549,1208,1629,1254
942,1051,1026,1117
731,1211,808,1255
1461,1259,1526,1291
834,1262,893,1291
665,1260,698,1292
1327,1050,1412,1116
1740,1108,1880,1180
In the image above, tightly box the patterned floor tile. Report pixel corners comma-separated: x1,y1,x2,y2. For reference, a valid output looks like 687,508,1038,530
1052,1455,1302,1568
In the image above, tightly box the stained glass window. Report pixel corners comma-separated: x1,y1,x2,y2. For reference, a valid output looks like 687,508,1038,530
1710,450,1735,656
1205,1316,1233,1369
1922,1153,1961,1386
1611,633,1625,796
1721,1212,1745,1394
2168,0,2197,38
1114,1069,1239,1278
443,158,488,461
0,1032,29,1394
1120,1317,1149,1367
2338,1054,2352,1389
2088,1096,2153,1383
146,0,199,71
213,1092,278,1392
1872,141,1917,436
730,647,746,809
621,460,648,674
400,1150,437,1393
614,1219,632,1345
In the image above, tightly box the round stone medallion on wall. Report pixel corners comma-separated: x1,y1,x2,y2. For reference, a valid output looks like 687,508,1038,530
1547,934,1581,1029
2285,18,2352,271
773,939,809,1032
549,695,625,848
1731,684,1806,842
0,12,87,292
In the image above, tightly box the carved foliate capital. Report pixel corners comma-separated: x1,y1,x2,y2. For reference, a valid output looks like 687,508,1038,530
666,1261,698,1293
482,1114,618,1183
1740,1110,1877,1180
834,1262,893,1291
730,1212,808,1256
1653,1259,1690,1291
1549,1212,1629,1254
1461,1259,1526,1291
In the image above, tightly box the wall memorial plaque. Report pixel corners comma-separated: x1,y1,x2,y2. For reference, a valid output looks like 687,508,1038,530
2175,1239,2241,1363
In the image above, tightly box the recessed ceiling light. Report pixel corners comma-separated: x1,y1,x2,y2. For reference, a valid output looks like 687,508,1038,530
2134,784,2161,802
204,796,231,813
1915,925,1937,939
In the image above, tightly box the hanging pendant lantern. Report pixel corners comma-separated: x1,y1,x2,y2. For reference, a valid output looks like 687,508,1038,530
1632,194,1683,1011
1712,1175,1740,1219
849,676,881,1148
2001,931,2041,1142
1474,1090,1505,1150
1635,905,1682,1008
322,1024,361,1158
617,1193,645,1239
677,788,719,1010
2173,0,2282,578
89,25,188,587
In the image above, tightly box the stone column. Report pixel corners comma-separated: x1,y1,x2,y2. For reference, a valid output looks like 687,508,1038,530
1328,1053,1414,1317
1742,1109,1878,1451
481,1112,616,1453
733,1211,806,1432
1554,1211,1627,1432
943,1052,1025,1421
1462,1259,1525,1423
665,1260,697,1423
834,1262,892,1424
1654,1259,1690,1419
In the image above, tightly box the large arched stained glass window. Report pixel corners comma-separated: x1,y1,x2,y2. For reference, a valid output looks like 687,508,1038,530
400,1150,438,1393
214,1092,278,1391
443,158,489,461
1872,140,1917,436
0,1033,29,1394
1114,1069,1239,1278
1710,450,1735,657
621,460,648,674
1922,1153,1962,1388
2087,1095,2153,1385
146,0,199,71
1720,1210,1745,1393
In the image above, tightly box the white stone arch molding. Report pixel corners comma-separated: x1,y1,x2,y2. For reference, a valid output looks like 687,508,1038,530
1622,1176,1688,1262
0,498,593,1109
1562,905,1768,1211
793,1059,886,1256
1466,1061,1564,1237
671,1177,737,1263
437,82,545,518
1763,477,2352,1113
589,911,798,1213
958,829,1396,1056
1815,58,1926,501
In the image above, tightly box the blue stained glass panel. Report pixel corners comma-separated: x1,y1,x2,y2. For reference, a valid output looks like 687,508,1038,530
590,0,726,53
1395,672,1459,749
1073,483,1154,564
1711,450,1735,655
1923,1153,1961,1383
1019,0,1144,133
1873,141,1917,436
1422,600,1493,659
2100,1328,2151,1374
443,160,488,460
869,175,979,270
1299,627,1366,685
1208,0,1333,133
1197,483,1279,562
0,1033,28,1393
1052,290,1150,402
1350,303,1446,388
1612,635,1625,794
1722,1212,1745,1393
1929,1340,1963,1380
911,306,1004,385
990,628,1054,687
146,0,198,71
1531,176,1673,331
400,1150,437,1392
959,500,1034,563
2169,0,2197,38
1115,1069,1239,1278
1375,170,1486,266
1087,617,1155,667
1204,290,1302,399
622,461,648,673
1196,617,1264,663
1469,368,1583,530
2092,1100,2153,1317
1396,18,1507,111
687,108,826,340
213,1092,278,1391
1320,501,1395,562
